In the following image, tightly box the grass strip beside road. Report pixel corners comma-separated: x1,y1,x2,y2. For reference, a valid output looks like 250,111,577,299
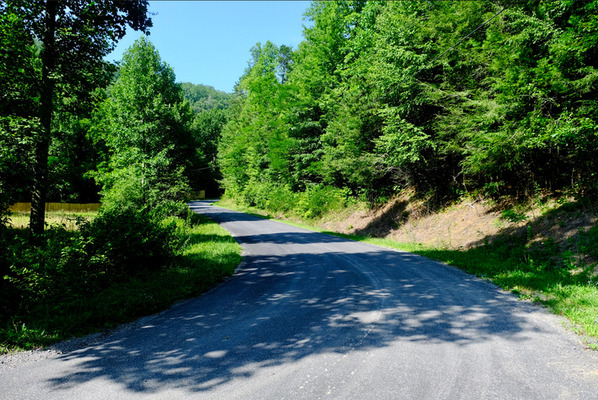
1,212,242,354
217,199,598,349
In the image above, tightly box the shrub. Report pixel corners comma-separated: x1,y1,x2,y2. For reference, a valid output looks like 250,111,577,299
150,199,192,220
3,208,179,316
78,208,179,285
97,159,191,217
3,225,80,315
266,184,296,213
1,206,242,352
233,181,351,219
295,185,348,219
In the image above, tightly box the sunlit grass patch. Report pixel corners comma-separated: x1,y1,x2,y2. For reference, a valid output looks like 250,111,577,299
550,284,598,339
8,210,96,230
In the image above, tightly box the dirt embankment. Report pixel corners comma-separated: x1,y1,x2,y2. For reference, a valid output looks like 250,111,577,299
318,193,598,267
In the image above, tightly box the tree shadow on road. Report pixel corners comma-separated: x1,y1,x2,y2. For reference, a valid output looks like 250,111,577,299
46,223,545,396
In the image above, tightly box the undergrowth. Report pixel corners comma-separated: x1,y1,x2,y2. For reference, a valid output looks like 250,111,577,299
222,182,355,220
0,210,241,354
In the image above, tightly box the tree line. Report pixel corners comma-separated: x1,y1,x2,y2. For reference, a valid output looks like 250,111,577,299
0,1,230,236
5,1,595,232
219,0,598,211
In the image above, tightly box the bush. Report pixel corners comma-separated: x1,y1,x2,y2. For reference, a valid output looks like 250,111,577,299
295,185,349,219
2,225,94,323
3,208,179,316
0,225,26,319
96,159,191,218
1,206,242,352
240,179,271,209
233,181,350,220
79,208,179,283
266,184,296,213
151,199,192,220
240,180,297,214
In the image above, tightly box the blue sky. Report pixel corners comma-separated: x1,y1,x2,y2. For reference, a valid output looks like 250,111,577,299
107,1,312,93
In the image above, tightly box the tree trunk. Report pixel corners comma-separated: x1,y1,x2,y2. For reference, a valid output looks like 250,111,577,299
30,0,57,239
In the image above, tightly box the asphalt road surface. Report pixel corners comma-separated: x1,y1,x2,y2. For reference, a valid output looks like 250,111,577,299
2,200,598,399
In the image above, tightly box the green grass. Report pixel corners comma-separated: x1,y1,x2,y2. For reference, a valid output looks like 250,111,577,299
8,210,97,230
217,199,598,347
0,213,242,354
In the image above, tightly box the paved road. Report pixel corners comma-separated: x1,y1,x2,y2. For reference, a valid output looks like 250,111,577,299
2,201,598,399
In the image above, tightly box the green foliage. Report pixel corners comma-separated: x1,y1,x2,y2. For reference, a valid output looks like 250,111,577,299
47,116,102,202
0,9,39,220
501,209,528,223
189,108,229,196
93,37,194,212
80,208,179,280
0,121,34,223
3,209,178,310
578,224,598,260
227,179,350,221
295,185,349,219
218,40,294,196
0,209,242,353
0,0,152,235
97,150,191,214
180,82,231,113
374,111,434,167
219,0,598,208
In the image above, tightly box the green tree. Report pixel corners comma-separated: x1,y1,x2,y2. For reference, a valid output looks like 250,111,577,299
191,108,228,197
94,37,195,212
218,0,598,208
180,82,231,113
365,1,494,196
277,44,294,84
0,7,39,223
47,114,102,203
285,1,370,191
219,41,293,201
460,0,598,195
179,82,232,197
0,0,152,236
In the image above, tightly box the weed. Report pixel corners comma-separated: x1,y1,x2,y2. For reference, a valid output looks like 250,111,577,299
502,208,528,223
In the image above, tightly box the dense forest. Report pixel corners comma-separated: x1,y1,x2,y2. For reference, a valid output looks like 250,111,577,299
4,0,596,225
219,0,598,213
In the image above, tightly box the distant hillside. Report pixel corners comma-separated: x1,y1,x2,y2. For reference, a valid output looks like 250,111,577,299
180,82,232,114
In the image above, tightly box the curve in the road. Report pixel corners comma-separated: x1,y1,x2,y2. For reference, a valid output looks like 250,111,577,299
1,200,597,399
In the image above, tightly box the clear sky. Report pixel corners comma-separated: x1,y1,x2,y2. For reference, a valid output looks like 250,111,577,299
107,1,312,93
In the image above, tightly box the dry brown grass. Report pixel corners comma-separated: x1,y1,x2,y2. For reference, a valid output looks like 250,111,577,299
318,193,598,269
8,211,97,230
